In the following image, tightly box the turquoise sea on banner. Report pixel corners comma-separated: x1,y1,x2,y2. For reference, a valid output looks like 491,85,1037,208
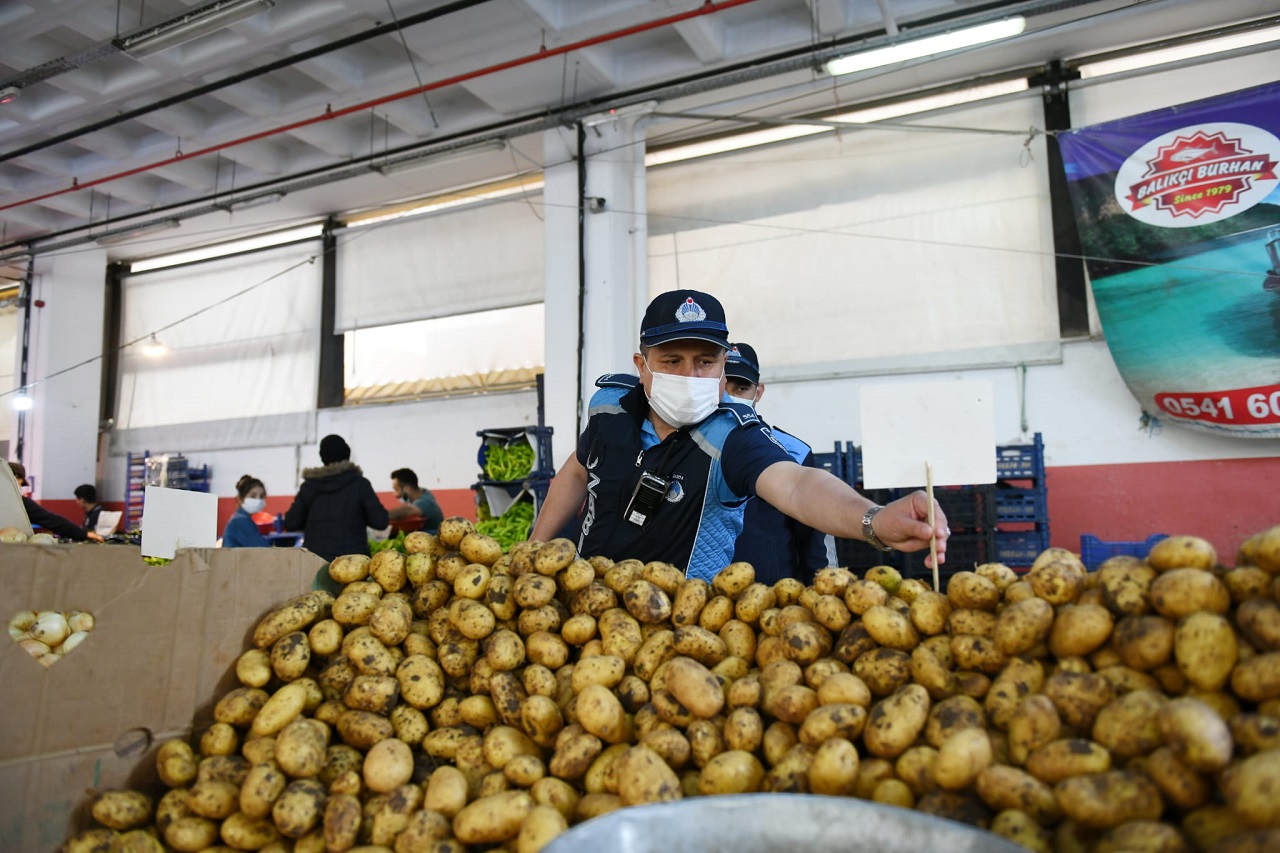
1093,228,1280,394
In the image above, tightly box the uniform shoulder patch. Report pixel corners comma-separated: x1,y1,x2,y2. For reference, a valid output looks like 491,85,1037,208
719,400,761,426
596,373,639,389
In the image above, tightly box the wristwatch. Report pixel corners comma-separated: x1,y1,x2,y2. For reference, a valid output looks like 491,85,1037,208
861,504,894,552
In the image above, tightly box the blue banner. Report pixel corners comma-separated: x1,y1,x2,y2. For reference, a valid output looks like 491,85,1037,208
1057,81,1280,437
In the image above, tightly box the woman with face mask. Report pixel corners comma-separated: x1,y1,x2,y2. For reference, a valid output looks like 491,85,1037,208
221,475,271,548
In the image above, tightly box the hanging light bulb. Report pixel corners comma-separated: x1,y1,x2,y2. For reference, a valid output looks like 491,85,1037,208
11,389,33,411
142,334,168,358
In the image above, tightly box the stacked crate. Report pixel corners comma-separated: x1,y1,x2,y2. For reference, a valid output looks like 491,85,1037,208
992,433,1050,570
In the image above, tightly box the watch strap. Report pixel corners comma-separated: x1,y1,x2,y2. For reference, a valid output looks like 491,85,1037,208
862,504,893,552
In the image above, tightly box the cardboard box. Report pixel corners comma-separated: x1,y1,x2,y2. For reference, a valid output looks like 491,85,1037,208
0,544,326,851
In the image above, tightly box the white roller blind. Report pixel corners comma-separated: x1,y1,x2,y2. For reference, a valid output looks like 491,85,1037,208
335,196,545,333
116,243,321,444
345,303,545,390
647,93,1060,380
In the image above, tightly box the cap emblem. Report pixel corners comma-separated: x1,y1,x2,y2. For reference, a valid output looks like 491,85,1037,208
675,297,707,323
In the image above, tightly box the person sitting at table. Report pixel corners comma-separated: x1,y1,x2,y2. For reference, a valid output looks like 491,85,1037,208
222,475,270,548
73,484,104,533
388,467,445,534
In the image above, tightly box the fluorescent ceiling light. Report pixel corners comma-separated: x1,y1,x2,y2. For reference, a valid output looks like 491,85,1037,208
1076,23,1280,79
645,125,825,166
11,389,33,411
94,219,181,246
129,222,324,273
346,175,545,228
116,0,274,58
829,78,1030,123
645,78,1029,166
216,191,286,212
825,17,1026,76
376,140,508,177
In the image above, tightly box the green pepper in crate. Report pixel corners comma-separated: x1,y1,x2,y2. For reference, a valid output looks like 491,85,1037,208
484,440,536,481
476,501,536,552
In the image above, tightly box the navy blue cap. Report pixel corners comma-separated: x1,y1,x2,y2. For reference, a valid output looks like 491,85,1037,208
725,342,760,384
640,290,730,349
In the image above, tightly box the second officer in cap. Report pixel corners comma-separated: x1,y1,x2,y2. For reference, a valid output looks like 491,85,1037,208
723,342,831,585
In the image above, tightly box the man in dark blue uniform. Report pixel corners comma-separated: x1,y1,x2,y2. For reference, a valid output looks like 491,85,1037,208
531,289,949,581
723,342,831,585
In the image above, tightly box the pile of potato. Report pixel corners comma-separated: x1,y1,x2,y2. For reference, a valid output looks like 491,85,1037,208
66,521,1280,853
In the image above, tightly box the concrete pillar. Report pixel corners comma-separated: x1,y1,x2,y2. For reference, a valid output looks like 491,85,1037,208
542,126,582,470
24,249,106,499
542,116,649,467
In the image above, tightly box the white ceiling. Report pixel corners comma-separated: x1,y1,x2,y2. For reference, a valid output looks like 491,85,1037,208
0,0,1276,266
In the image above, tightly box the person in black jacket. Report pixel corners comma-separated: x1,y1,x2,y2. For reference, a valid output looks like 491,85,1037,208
8,462,100,542
283,435,389,562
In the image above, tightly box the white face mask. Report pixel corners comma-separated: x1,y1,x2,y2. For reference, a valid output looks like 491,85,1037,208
243,497,266,514
643,360,723,427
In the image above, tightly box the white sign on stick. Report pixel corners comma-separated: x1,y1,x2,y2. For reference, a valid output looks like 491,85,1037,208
141,485,218,559
859,380,997,489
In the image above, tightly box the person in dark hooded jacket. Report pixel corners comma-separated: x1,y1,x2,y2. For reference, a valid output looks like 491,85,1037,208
283,434,389,562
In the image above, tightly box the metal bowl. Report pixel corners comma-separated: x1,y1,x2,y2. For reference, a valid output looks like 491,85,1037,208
542,794,1025,853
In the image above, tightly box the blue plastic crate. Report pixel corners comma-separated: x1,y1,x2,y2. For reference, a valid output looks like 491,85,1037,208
477,426,555,480
1080,533,1169,571
812,449,842,481
995,433,1045,481
847,443,863,486
996,529,1051,568
929,486,996,531
995,487,1047,523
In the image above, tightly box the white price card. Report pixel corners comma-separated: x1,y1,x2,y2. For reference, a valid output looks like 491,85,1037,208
140,485,219,559
859,380,997,489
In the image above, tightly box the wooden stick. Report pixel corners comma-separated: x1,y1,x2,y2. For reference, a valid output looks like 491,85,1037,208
926,460,939,592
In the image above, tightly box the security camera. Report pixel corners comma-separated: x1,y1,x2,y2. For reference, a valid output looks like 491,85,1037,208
586,196,606,213
0,86,20,105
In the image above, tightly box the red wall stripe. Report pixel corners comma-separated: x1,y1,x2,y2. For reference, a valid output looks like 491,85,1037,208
1046,456,1280,566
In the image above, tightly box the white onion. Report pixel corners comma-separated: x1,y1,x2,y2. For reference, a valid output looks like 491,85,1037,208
61,631,90,655
30,612,70,647
9,610,37,633
28,532,57,545
0,527,27,543
68,611,96,633
18,638,52,658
